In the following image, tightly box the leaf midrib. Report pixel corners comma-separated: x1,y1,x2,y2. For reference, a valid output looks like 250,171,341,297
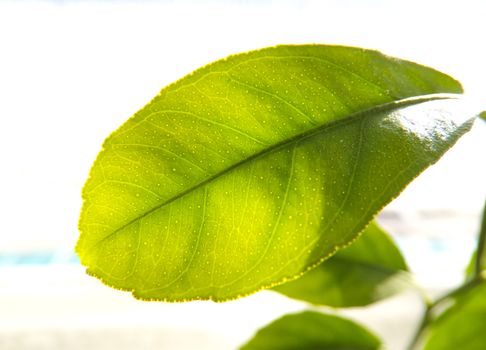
92,93,458,248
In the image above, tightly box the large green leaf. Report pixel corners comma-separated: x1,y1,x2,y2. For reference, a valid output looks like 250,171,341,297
77,44,476,302
239,310,382,350
273,221,411,307
423,282,486,350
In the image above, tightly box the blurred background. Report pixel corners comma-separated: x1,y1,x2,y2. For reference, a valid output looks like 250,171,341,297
0,0,485,349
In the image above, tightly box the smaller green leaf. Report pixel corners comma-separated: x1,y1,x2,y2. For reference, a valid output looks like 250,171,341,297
239,310,382,350
273,221,411,307
480,111,486,122
423,282,486,350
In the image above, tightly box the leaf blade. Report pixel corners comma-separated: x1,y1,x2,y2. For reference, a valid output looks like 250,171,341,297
77,45,475,301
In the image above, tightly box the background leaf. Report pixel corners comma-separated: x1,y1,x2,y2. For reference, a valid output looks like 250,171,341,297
77,44,475,301
273,221,412,307
239,310,382,350
423,282,486,350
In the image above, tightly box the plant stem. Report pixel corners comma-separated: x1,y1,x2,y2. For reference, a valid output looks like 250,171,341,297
432,277,483,306
406,277,482,350
407,198,486,350
473,198,486,277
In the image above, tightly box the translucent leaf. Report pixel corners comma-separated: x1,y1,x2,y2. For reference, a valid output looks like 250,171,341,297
77,45,476,301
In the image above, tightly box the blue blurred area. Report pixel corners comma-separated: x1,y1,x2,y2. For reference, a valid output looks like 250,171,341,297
0,252,79,266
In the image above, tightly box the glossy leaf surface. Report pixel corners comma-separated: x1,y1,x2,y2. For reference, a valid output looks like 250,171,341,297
273,221,411,307
77,45,475,301
239,310,381,350
423,282,486,350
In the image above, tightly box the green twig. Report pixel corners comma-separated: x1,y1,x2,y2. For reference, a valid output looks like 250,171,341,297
473,198,486,277
432,277,483,306
406,277,482,350
407,197,486,350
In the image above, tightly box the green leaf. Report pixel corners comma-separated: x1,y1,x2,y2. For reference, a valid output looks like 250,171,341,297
480,111,486,122
239,310,382,350
423,282,486,350
77,44,476,302
273,221,412,307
